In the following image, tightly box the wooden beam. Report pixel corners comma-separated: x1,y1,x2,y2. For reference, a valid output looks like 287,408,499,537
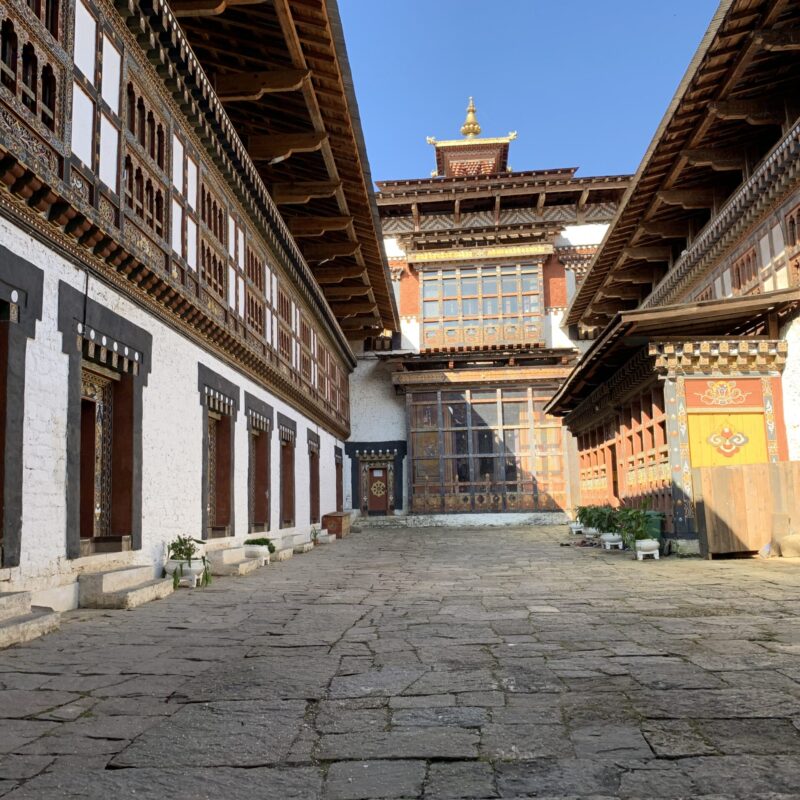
322,285,373,299
641,219,693,238
171,0,265,18
214,69,309,102
270,181,341,204
708,99,783,126
754,27,800,52
598,284,644,300
304,241,361,263
657,189,716,209
248,132,327,164
622,246,672,262
536,192,546,216
589,299,638,315
338,315,382,329
682,147,746,172
329,302,378,317
613,264,665,284
314,266,367,284
286,216,353,237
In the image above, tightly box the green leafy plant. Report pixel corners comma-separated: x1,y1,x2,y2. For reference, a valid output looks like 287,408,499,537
594,505,620,533
310,527,319,544
576,505,618,531
617,507,653,551
165,535,211,589
245,537,276,553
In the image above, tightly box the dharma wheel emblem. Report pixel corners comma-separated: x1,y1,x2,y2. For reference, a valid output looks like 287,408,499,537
371,480,387,498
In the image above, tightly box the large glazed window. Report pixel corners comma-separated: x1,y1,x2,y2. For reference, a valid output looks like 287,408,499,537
419,264,541,349
408,387,566,513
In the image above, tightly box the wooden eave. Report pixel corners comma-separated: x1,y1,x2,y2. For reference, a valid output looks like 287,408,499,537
174,0,399,336
549,287,800,416
567,0,800,328
376,172,630,209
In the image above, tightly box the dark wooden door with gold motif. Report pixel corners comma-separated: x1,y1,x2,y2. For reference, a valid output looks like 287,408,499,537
367,468,389,516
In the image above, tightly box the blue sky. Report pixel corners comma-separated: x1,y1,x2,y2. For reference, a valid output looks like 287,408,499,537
338,1,719,182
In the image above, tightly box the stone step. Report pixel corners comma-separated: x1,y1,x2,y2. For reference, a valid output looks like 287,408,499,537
208,547,247,565
293,542,314,554
291,532,312,548
0,591,33,623
316,532,336,544
273,548,294,562
209,558,260,577
84,578,175,610
0,607,60,650
78,566,154,599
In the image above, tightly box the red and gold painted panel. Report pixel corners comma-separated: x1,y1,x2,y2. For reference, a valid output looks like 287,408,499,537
683,377,787,468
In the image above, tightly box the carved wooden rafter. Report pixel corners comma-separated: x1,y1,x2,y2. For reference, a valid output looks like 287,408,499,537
682,147,746,172
708,98,784,126
657,189,717,209
248,132,327,164
287,216,353,237
270,181,341,204
622,246,673,262
314,266,367,284
214,69,309,102
328,301,378,317
171,0,266,18
754,27,800,53
303,241,361,263
321,284,374,299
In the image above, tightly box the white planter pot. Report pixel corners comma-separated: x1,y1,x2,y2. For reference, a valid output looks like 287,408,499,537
635,538,660,561
165,558,207,588
568,522,584,534
582,527,599,538
244,545,271,566
600,532,623,550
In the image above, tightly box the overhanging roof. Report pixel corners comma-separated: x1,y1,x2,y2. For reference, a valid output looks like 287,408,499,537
174,0,399,337
549,288,800,415
566,0,800,328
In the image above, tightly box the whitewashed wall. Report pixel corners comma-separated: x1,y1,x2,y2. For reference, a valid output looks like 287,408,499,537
0,217,343,609
781,315,800,461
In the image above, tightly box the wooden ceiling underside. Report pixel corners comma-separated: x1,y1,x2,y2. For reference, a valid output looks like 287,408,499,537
174,0,398,337
567,0,800,328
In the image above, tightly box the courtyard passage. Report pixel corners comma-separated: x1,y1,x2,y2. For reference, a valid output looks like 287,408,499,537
2,527,800,799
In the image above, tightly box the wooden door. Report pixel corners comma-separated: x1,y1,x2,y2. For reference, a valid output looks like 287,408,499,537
280,440,295,527
335,461,343,512
367,468,389,515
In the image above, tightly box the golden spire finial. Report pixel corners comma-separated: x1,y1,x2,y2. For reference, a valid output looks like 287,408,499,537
460,97,481,138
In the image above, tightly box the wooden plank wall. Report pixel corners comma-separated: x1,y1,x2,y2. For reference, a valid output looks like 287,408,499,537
692,462,800,556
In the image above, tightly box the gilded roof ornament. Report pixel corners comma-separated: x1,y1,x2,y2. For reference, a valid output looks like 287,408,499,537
460,97,482,138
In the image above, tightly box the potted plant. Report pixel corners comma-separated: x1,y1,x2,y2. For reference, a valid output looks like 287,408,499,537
570,506,588,534
576,505,600,537
244,537,275,566
618,507,660,560
596,506,623,550
164,535,212,588
310,526,319,545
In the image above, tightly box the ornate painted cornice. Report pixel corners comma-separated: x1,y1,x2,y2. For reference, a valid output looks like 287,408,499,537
649,339,788,376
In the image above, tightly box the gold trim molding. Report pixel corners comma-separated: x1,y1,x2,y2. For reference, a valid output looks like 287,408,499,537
407,243,553,264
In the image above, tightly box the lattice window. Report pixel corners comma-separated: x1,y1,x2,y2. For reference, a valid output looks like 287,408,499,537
1,14,60,133
201,243,224,298
731,247,758,295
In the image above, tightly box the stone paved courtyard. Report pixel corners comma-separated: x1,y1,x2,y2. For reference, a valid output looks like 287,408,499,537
1,526,800,799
